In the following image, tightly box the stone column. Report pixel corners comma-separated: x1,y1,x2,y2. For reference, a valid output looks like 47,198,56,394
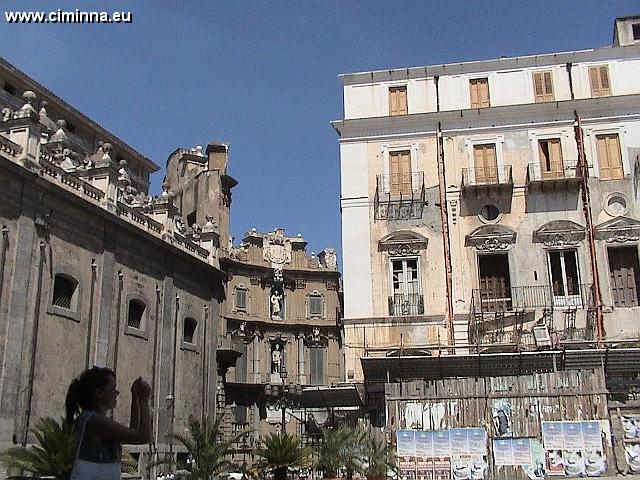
297,335,306,385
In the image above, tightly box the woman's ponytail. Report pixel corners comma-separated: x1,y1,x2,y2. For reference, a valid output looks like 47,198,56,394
65,378,80,426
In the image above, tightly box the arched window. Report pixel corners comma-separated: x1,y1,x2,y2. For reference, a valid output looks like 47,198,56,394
127,299,146,329
183,317,197,344
52,274,78,311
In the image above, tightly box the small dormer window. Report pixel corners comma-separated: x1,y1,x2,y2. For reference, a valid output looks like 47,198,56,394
3,82,16,96
633,23,640,41
183,317,197,344
52,274,78,311
127,299,146,329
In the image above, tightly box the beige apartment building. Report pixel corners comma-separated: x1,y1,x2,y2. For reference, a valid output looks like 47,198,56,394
334,15,640,476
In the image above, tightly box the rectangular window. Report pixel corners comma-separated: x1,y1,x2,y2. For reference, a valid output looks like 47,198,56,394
478,253,512,312
533,71,554,103
309,347,325,385
389,86,408,116
548,250,581,306
309,294,323,317
389,150,412,194
608,247,640,308
390,258,423,315
596,134,624,180
538,138,564,178
470,78,490,108
235,287,247,311
589,66,611,97
473,144,498,183
633,23,640,41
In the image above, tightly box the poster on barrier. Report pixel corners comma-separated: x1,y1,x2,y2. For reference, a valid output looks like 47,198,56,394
493,438,515,466
621,415,640,473
397,430,417,480
541,421,606,477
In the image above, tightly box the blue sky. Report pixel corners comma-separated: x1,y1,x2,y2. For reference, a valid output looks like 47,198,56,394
1,0,638,264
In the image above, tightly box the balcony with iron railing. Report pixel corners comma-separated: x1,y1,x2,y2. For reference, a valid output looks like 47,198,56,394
374,172,425,220
388,293,424,316
461,165,513,197
471,282,594,314
467,283,596,352
526,159,582,189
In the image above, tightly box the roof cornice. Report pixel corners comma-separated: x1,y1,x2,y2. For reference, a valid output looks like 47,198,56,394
332,94,640,140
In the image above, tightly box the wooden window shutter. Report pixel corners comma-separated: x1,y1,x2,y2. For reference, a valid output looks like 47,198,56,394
480,80,490,107
470,79,490,108
470,80,479,108
389,86,407,116
597,134,623,180
599,67,610,95
549,139,563,175
534,72,554,102
590,66,611,97
390,150,411,194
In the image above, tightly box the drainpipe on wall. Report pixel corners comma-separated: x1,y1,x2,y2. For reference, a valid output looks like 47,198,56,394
202,304,208,422
0,226,9,311
151,284,162,452
112,271,124,375
574,111,604,344
22,240,46,445
437,123,455,348
566,63,575,100
169,294,180,457
85,259,98,369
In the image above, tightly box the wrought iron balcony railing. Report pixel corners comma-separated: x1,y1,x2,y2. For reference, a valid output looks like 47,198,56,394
374,172,425,221
388,293,424,316
527,159,582,184
462,165,512,188
471,283,594,314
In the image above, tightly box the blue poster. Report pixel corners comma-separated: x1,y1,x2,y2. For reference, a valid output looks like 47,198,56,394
433,430,451,457
398,429,417,457
542,422,564,449
563,422,584,450
416,430,434,458
450,428,470,455
512,438,533,465
493,438,515,466
581,421,602,449
468,428,488,456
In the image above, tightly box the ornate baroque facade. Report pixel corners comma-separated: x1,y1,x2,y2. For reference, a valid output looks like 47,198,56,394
218,228,343,451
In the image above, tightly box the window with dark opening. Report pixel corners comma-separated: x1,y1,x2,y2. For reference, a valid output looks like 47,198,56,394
479,205,500,222
183,317,197,344
633,23,640,40
127,299,146,328
309,293,323,317
52,274,78,310
3,82,16,96
186,211,196,228
235,286,247,311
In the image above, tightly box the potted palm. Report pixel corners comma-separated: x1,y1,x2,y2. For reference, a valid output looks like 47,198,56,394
254,432,312,480
315,427,364,479
149,415,247,480
362,437,397,480
0,416,75,480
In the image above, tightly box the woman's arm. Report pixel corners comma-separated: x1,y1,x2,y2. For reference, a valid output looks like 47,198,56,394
91,379,152,445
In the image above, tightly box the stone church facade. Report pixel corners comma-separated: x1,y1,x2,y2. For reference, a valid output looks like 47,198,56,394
0,57,232,470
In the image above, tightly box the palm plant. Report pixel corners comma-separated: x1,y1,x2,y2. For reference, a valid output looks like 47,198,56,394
149,415,247,480
362,437,397,480
315,427,365,479
254,432,312,480
0,416,75,480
